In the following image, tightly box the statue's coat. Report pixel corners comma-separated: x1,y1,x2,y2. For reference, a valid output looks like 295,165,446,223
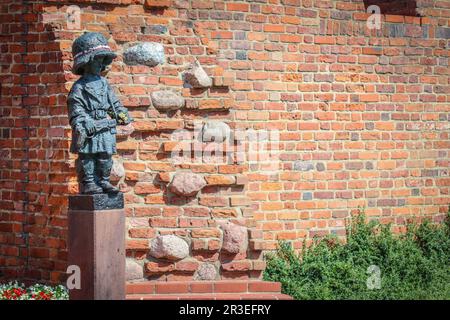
67,74,129,155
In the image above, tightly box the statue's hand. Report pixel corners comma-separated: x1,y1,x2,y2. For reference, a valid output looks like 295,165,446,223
84,120,95,135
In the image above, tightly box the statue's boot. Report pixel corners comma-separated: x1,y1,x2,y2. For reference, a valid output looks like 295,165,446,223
80,156,103,194
97,156,119,193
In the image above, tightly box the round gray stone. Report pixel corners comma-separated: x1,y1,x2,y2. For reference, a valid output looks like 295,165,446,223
196,263,217,280
149,235,189,261
126,259,143,281
169,171,206,197
293,160,314,171
151,90,185,111
123,42,165,67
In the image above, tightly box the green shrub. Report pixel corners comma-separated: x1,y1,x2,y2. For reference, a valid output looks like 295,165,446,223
263,209,450,300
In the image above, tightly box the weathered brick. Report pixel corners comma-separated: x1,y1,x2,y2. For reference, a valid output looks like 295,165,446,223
191,228,221,238
1,0,448,286
205,175,235,185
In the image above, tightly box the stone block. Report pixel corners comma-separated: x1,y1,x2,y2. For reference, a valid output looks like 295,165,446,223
68,198,125,299
68,192,124,211
183,60,212,88
169,171,206,197
124,42,165,67
218,221,248,254
151,90,185,111
149,235,189,261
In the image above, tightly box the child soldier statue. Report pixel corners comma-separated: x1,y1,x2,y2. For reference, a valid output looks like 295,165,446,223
68,32,133,194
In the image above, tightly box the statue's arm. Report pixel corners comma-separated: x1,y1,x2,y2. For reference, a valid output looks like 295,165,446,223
106,83,133,125
68,88,95,134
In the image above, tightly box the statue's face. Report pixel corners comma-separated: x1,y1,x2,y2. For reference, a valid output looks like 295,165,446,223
84,55,105,75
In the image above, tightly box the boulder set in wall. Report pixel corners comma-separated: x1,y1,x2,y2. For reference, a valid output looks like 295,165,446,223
123,42,165,67
149,235,189,261
169,171,207,197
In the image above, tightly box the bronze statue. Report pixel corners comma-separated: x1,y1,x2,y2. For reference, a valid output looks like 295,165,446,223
68,32,133,194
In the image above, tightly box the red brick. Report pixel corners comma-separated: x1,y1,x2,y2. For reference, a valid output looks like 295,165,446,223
144,0,172,8
248,281,281,293
315,36,335,44
214,281,248,293
175,260,199,272
126,240,149,250
221,261,252,272
145,262,175,273
132,120,156,132
190,282,213,293
126,282,155,294
134,182,160,194
191,228,221,238
205,175,235,185
263,25,285,33
226,3,249,11
155,282,189,294
149,217,177,227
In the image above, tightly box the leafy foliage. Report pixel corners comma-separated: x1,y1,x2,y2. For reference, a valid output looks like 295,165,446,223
264,209,450,300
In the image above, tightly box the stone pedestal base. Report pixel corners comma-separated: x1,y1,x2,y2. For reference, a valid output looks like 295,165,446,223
68,192,125,300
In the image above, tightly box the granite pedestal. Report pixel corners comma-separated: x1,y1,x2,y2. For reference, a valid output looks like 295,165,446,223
68,192,125,300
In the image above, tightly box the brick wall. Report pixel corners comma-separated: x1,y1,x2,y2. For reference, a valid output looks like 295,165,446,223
0,0,449,284
0,0,69,282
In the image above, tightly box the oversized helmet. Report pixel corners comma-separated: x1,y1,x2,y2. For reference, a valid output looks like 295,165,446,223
71,32,117,75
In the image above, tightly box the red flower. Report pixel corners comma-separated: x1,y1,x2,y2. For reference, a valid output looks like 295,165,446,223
13,288,23,297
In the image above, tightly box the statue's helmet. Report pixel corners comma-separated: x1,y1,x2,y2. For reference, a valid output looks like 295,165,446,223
71,32,117,75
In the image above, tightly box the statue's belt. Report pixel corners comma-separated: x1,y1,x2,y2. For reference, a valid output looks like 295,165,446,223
76,118,117,149
89,118,117,136
90,109,107,119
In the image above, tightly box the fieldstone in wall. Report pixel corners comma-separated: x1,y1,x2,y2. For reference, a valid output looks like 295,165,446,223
151,90,185,111
150,235,189,261
142,25,168,35
183,60,212,88
202,121,231,143
126,259,143,281
123,42,165,67
110,158,125,182
218,221,248,254
293,160,314,171
169,171,206,197
196,263,217,280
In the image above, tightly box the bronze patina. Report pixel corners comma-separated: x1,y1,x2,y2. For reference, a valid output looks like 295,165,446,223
68,32,133,194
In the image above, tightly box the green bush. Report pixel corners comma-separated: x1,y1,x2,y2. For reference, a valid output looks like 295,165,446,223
263,209,450,300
